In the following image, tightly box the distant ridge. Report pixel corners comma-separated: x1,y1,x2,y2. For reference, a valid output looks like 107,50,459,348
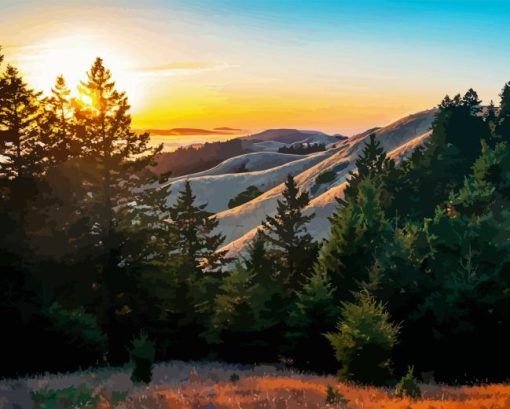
140,127,242,136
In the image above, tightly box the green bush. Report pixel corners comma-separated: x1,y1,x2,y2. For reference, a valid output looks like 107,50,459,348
45,302,107,369
230,373,240,383
325,291,400,386
394,367,422,399
129,331,155,384
325,384,348,406
32,385,98,409
228,185,263,208
315,169,336,185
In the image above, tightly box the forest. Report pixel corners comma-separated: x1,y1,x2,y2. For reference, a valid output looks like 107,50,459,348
1,47,510,387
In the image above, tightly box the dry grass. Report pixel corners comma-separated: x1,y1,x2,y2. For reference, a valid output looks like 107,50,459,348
121,377,510,409
1,362,509,409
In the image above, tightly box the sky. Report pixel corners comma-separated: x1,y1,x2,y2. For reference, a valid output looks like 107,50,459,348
2,0,510,135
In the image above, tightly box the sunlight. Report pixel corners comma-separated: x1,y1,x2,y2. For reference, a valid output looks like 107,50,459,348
16,33,144,111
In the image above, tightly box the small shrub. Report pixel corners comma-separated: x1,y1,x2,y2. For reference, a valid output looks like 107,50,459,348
230,373,240,383
325,385,348,406
325,290,400,386
228,185,263,208
129,331,155,384
110,390,129,406
31,385,98,409
316,169,335,185
395,367,422,399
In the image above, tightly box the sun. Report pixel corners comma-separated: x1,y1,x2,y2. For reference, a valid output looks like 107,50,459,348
15,34,144,110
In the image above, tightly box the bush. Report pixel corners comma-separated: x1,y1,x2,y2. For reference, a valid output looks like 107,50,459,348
325,385,348,406
325,291,400,385
228,185,263,208
32,385,98,409
394,367,421,399
230,373,240,383
129,331,155,384
45,302,107,370
316,169,336,185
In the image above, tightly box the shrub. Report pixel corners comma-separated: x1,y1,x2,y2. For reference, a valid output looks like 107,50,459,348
228,185,263,208
129,331,155,384
325,290,400,386
45,302,107,370
31,385,98,409
316,169,335,185
230,373,240,383
325,384,348,406
395,367,422,399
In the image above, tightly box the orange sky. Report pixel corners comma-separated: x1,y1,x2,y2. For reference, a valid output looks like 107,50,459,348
2,1,509,135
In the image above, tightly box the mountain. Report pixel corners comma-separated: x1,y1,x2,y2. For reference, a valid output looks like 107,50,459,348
241,128,342,146
141,127,240,136
157,109,435,257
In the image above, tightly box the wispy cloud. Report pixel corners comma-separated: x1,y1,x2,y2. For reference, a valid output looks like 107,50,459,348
138,61,229,78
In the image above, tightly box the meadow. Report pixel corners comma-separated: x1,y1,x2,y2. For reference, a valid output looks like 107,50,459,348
2,362,509,409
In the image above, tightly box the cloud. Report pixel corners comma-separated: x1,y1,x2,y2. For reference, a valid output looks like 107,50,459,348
139,61,228,78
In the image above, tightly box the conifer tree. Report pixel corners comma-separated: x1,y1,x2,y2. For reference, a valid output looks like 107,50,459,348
496,81,510,140
344,133,396,206
315,179,391,301
285,270,340,372
0,65,44,179
260,175,317,288
44,75,76,163
169,180,226,272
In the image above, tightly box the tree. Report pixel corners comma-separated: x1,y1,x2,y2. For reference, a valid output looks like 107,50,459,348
496,81,510,140
0,65,44,179
44,75,77,163
260,175,317,289
285,271,340,372
228,185,262,208
344,133,396,207
315,179,392,301
169,180,226,272
73,57,162,364
325,291,400,385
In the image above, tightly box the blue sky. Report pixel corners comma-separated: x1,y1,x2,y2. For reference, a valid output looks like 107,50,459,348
2,0,510,133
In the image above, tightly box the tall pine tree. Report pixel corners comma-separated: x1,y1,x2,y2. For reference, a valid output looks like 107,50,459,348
260,174,317,289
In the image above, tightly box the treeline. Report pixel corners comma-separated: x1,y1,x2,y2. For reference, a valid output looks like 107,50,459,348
278,142,326,155
152,139,252,176
2,45,510,385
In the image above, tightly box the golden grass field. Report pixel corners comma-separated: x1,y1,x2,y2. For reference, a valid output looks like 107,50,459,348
2,362,509,409
119,377,510,409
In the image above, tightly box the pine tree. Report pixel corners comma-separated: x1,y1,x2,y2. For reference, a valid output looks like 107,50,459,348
496,81,510,140
169,180,226,272
325,290,400,385
44,75,76,163
344,133,396,206
260,175,317,289
0,65,44,179
285,270,340,372
315,179,391,301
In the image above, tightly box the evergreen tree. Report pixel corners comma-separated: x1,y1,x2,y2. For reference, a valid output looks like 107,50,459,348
260,175,318,289
325,291,400,385
344,133,396,208
44,75,77,163
0,65,44,179
285,270,340,372
496,81,510,140
315,179,392,301
169,180,226,272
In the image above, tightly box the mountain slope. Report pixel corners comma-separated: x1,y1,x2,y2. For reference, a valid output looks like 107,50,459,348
167,151,304,182
215,109,435,256
162,148,340,213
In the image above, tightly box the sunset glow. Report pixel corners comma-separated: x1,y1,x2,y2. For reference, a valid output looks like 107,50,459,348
3,0,510,135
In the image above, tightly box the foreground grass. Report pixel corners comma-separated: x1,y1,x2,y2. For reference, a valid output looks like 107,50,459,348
1,362,509,408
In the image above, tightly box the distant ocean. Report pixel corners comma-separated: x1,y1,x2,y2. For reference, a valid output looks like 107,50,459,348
149,133,242,152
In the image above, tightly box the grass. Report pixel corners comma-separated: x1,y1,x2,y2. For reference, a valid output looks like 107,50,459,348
1,361,510,408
